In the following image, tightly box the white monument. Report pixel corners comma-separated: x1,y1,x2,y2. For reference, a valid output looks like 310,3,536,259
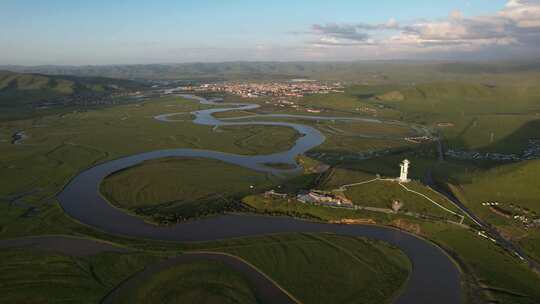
399,159,410,183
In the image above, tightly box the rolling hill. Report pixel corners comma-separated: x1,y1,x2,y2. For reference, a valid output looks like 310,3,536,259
0,71,145,120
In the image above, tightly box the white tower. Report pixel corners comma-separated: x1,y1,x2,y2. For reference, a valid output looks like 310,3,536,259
399,159,410,183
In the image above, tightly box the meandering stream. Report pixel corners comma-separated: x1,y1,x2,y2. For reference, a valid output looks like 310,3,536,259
56,94,461,304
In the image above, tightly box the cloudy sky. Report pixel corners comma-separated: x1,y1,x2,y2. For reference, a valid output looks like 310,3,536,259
1,0,538,65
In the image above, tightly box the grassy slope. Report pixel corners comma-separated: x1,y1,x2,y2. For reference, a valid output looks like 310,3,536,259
429,227,540,304
0,248,160,304
113,260,259,304
0,71,73,92
362,81,539,154
184,233,411,304
343,180,461,217
447,160,540,264
1,233,411,304
0,70,144,121
460,159,540,214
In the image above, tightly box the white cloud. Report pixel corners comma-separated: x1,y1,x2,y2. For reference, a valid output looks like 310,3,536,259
307,0,540,59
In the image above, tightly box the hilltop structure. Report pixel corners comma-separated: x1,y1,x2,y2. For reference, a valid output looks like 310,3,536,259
399,159,410,183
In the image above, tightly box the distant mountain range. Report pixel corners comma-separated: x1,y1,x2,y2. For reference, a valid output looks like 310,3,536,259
2,60,539,82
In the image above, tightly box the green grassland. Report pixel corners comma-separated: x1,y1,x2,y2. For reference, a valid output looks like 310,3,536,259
519,230,540,263
0,96,298,213
231,80,539,160
219,124,300,155
2,68,540,304
0,233,411,304
369,82,539,119
0,71,74,93
343,179,461,217
0,70,145,121
242,194,391,223
460,160,540,216
359,81,540,154
427,227,540,304
316,119,414,137
442,159,540,263
183,233,411,304
0,247,160,304
101,157,279,222
442,115,540,154
227,114,416,159
321,153,439,181
113,260,259,304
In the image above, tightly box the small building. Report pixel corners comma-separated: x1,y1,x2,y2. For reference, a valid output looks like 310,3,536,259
391,200,404,213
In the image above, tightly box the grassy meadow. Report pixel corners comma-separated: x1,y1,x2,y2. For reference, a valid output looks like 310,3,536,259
112,260,260,304
0,247,160,304
442,159,540,263
0,95,299,227
427,227,540,304
101,157,279,222
342,179,461,218
0,233,411,304
1,69,540,304
183,233,411,304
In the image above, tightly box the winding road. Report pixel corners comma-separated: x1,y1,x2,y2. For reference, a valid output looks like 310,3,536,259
6,95,462,304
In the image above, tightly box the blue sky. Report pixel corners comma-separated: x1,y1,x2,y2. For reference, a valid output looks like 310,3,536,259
3,0,538,65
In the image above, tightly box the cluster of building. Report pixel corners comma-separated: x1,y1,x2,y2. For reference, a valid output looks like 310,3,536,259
513,215,540,228
445,139,540,161
263,160,412,213
182,81,344,98
263,189,354,209
297,190,354,208
483,201,540,228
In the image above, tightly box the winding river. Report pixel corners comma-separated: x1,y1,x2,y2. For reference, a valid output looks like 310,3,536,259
57,94,461,304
